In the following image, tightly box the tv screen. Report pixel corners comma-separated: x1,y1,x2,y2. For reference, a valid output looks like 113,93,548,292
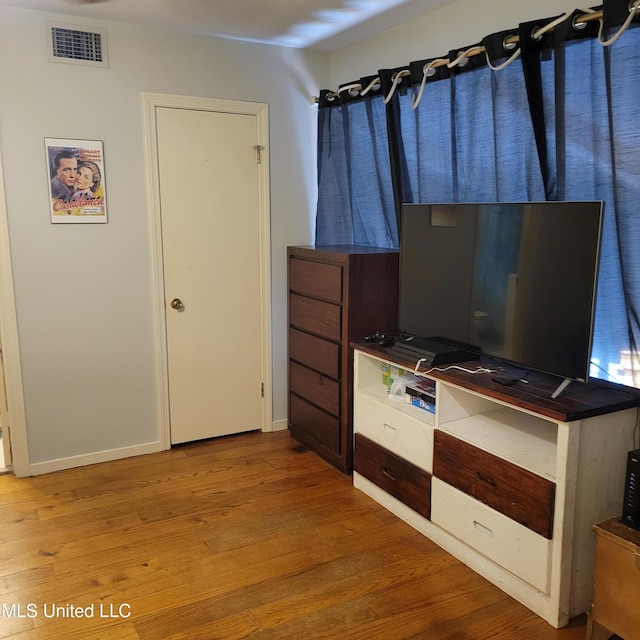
398,202,603,381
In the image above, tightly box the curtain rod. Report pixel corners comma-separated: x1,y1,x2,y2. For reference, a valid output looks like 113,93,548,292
311,8,607,104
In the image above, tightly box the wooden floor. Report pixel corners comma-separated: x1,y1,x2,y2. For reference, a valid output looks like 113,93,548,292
0,431,590,640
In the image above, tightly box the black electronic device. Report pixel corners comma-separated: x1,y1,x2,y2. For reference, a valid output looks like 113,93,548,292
391,334,476,367
398,202,603,382
365,332,395,347
622,448,640,530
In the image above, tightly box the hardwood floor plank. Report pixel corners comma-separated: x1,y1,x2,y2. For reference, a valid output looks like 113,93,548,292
405,601,588,640
0,567,56,596
119,515,418,620
0,432,588,640
133,531,439,640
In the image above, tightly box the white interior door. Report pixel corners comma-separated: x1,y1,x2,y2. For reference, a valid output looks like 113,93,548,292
156,105,267,444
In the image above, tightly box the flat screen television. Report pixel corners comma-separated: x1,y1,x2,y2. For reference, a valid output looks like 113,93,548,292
397,202,603,382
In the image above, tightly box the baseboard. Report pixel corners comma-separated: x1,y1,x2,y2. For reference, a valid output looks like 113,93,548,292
271,419,288,432
25,424,289,476
26,441,164,477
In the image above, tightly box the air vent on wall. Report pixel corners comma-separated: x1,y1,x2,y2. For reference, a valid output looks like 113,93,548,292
46,22,108,68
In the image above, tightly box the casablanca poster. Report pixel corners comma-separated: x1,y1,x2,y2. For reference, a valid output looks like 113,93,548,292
45,138,107,223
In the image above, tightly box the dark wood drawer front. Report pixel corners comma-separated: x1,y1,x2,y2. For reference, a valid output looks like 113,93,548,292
290,394,340,453
354,434,431,519
290,294,341,341
290,361,339,416
289,328,340,379
290,257,343,303
433,430,555,538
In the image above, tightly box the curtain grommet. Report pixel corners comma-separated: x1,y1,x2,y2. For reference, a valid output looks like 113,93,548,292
503,36,518,50
337,83,362,99
423,63,437,77
572,15,588,30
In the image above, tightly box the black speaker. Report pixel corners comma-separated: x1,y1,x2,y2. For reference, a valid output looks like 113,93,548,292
622,448,640,530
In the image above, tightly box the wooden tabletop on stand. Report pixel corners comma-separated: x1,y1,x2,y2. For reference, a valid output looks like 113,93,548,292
353,341,640,423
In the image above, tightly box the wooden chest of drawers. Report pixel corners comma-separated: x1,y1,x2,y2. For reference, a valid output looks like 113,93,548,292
287,245,398,473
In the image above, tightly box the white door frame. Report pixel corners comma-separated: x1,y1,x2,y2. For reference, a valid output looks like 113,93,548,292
142,93,273,449
0,136,29,476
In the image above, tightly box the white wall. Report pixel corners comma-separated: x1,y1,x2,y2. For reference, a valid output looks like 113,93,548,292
2,0,592,474
0,6,327,472
329,0,585,87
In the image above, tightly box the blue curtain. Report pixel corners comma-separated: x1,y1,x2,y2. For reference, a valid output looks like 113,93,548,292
396,52,545,204
519,9,640,385
315,3,640,385
315,89,398,248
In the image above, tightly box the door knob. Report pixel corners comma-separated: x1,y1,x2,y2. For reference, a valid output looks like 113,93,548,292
170,298,184,310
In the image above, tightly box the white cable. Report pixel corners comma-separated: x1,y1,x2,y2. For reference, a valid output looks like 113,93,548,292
410,60,444,109
337,82,362,98
486,11,581,72
311,6,632,105
447,49,470,68
412,360,494,377
430,364,496,375
598,0,640,46
383,70,410,104
360,77,381,96
414,358,428,372
532,11,572,40
485,46,521,71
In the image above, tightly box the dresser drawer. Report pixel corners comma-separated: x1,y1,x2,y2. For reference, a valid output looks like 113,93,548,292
289,328,340,379
290,361,339,416
431,478,551,593
290,294,341,342
289,394,340,453
354,434,431,519
433,430,555,538
290,257,343,303
354,394,433,473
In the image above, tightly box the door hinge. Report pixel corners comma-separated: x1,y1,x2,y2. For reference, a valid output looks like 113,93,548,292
261,382,264,397
254,145,265,164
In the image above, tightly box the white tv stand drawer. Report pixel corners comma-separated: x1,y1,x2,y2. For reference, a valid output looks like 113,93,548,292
431,478,551,593
353,392,434,473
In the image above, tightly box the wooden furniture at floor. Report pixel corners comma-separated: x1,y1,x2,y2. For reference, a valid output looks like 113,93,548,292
287,245,398,473
587,517,640,640
352,343,640,628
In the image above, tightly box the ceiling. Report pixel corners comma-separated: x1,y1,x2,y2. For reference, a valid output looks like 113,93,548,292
0,0,455,51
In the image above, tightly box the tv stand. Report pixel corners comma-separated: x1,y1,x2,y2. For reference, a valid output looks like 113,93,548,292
352,344,640,628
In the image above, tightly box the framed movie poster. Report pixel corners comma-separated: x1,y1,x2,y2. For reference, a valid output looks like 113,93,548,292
45,138,107,223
